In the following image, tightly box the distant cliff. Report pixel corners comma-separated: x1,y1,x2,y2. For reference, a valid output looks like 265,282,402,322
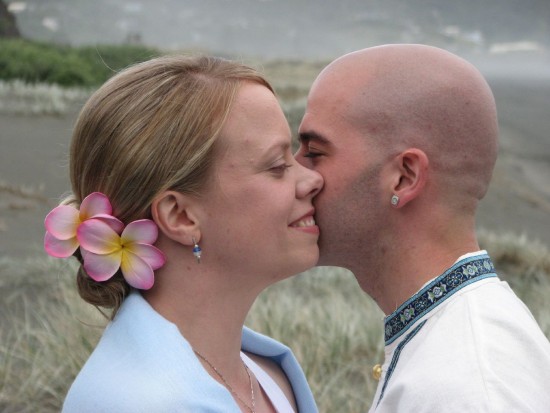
0,1,20,37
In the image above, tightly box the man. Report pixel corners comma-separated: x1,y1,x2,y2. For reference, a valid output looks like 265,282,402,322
296,44,550,412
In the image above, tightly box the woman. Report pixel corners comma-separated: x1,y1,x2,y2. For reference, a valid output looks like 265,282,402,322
44,55,322,412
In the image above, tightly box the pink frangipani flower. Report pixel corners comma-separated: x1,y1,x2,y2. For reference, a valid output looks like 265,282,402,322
77,218,165,290
44,192,123,258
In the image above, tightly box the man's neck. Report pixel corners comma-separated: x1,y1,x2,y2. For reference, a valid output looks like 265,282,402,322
356,239,481,316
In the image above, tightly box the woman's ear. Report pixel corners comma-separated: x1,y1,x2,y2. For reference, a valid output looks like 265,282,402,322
151,191,200,245
390,148,429,208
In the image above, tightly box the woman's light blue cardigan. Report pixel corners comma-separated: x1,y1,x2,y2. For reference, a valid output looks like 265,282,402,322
62,291,318,413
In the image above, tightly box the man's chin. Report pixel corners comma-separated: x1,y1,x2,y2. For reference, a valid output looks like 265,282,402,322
316,247,336,267
316,242,351,269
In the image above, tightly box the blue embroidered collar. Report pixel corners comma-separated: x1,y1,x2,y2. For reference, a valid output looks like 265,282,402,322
384,253,497,345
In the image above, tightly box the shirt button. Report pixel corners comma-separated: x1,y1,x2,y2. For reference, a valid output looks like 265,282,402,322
372,364,382,381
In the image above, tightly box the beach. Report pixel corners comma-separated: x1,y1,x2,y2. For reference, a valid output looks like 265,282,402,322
1,59,549,413
478,76,550,246
1,72,549,259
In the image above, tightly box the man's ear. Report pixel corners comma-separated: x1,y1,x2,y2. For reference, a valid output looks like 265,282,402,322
151,191,201,245
390,148,429,208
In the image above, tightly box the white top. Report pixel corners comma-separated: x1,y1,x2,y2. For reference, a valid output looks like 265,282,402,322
370,251,550,412
241,352,296,413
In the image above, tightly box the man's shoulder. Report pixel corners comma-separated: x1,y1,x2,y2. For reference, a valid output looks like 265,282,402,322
378,279,550,412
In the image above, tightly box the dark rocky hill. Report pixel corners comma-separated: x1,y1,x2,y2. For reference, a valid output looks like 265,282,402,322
0,0,20,37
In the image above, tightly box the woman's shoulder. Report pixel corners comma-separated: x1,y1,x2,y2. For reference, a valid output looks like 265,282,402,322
241,326,308,380
241,326,291,355
241,326,318,413
244,351,299,411
61,316,191,412
62,292,239,412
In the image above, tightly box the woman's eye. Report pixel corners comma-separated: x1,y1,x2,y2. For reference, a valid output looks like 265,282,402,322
270,164,292,174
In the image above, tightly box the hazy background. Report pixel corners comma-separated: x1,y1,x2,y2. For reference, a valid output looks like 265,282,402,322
9,0,550,61
1,2,550,411
2,0,550,255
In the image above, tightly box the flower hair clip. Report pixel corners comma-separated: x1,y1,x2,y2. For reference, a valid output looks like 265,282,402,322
44,192,165,290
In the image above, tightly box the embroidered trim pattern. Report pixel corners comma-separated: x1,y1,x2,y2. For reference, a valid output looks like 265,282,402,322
384,255,497,345
376,320,427,407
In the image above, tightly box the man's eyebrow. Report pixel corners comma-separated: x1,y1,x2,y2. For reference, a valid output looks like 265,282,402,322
298,131,330,145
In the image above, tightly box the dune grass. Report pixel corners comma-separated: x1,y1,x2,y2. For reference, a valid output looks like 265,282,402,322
0,39,160,88
1,49,549,411
0,58,322,119
1,55,548,412
0,80,91,115
1,231,549,412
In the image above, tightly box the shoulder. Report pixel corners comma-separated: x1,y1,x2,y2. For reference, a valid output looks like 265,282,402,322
424,278,547,347
245,352,298,411
62,324,201,413
241,326,304,381
241,326,318,413
450,278,549,352
379,279,550,411
63,292,240,412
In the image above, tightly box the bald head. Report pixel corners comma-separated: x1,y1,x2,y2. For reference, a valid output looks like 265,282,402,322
311,44,499,206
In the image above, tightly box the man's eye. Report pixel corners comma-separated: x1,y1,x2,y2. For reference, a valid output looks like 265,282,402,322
303,151,322,158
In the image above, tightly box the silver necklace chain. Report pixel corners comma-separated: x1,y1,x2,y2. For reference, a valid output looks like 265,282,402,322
194,349,256,413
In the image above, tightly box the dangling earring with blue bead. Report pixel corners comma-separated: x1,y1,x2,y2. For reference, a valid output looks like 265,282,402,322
192,237,202,264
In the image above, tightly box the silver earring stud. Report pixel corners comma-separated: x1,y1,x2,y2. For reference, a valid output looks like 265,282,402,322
391,194,399,206
192,237,202,263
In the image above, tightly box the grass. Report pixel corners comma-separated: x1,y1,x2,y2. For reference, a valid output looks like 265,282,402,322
0,39,160,87
0,58,323,122
1,231,549,412
248,268,383,412
0,80,91,115
1,50,549,411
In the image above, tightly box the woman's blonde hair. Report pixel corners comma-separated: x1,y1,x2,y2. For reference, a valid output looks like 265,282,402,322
64,55,273,317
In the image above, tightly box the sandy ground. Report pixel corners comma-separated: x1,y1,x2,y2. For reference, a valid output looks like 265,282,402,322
0,75,549,259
